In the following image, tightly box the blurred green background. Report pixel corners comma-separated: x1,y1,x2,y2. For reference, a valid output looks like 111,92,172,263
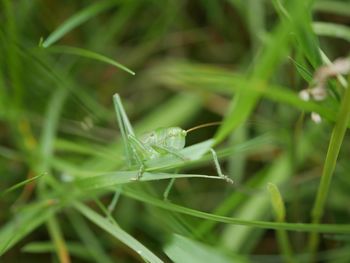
1,0,350,262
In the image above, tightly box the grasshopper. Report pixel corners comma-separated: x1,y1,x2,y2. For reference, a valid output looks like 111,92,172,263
113,93,232,184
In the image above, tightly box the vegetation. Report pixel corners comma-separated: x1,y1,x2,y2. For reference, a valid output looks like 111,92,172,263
1,0,350,262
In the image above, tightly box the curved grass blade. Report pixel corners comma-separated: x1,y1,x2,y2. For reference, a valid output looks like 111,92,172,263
47,46,135,75
156,62,340,126
1,173,44,197
74,202,164,263
313,22,350,43
320,50,348,89
122,187,350,234
42,1,118,48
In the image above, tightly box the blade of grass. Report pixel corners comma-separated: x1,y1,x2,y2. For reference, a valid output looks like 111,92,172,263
194,163,270,238
38,87,68,172
46,216,71,263
194,123,315,239
67,210,114,263
319,49,348,88
309,77,350,255
0,44,7,117
22,242,93,261
1,1,38,164
25,46,113,120
74,202,164,263
42,1,118,48
47,45,135,75
164,234,246,263
214,1,301,144
2,0,22,109
246,0,266,51
273,0,322,68
1,173,45,197
0,145,20,160
156,62,341,125
36,78,69,262
0,199,59,255
288,56,313,82
313,22,350,42
122,187,350,234
267,183,296,263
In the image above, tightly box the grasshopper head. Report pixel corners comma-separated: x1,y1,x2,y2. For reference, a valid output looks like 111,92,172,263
163,127,187,150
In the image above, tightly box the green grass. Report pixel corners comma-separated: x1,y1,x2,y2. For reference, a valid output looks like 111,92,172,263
1,0,350,262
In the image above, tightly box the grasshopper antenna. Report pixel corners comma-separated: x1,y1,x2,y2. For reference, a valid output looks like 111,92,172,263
186,122,221,133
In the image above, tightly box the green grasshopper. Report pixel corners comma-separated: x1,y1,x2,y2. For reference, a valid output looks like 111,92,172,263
113,93,232,184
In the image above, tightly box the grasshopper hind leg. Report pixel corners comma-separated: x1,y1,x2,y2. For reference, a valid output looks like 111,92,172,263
163,177,176,201
127,134,150,180
130,146,146,180
108,189,121,214
134,163,145,180
209,148,233,184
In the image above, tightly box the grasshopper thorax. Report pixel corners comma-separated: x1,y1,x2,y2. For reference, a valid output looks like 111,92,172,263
140,127,187,150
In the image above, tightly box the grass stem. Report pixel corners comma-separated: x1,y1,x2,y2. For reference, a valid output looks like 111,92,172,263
309,77,350,257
